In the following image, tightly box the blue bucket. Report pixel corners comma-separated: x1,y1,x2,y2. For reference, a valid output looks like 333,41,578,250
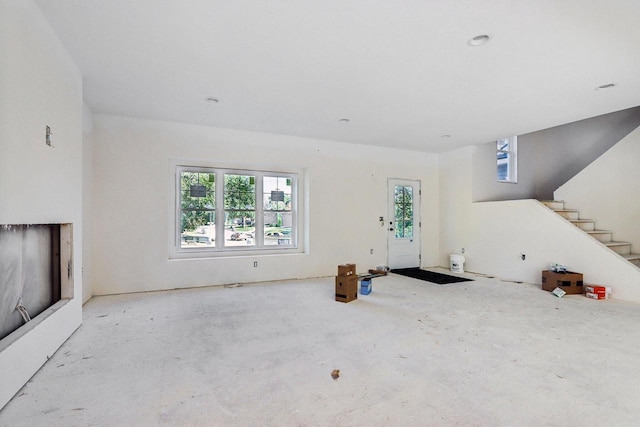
360,278,372,295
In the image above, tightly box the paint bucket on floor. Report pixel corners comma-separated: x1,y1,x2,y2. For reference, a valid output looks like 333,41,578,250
360,278,372,295
450,254,465,273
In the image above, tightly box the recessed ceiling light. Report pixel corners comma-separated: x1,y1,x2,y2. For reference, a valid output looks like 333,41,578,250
468,34,490,46
440,135,454,143
206,97,219,103
596,83,616,90
339,118,350,123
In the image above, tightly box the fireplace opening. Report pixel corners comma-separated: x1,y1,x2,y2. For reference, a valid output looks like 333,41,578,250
0,224,73,343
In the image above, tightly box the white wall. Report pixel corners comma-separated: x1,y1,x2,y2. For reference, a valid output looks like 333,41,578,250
91,115,440,295
0,0,84,409
440,145,640,302
470,200,640,302
439,146,474,260
555,127,640,253
82,104,94,303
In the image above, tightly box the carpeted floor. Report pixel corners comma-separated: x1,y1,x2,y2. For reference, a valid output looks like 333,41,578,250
391,267,474,284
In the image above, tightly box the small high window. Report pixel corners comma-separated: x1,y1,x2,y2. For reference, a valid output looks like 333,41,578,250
497,136,517,183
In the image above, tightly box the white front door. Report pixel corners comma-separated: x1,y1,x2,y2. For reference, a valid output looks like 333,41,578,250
387,179,421,269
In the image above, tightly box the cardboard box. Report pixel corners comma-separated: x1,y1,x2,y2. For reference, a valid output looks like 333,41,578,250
335,275,358,303
585,292,606,300
337,263,356,277
542,270,584,294
585,285,606,294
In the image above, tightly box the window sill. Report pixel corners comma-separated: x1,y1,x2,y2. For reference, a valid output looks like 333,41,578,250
169,246,304,260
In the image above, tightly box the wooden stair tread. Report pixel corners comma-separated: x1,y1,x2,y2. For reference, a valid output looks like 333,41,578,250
539,199,637,267
605,241,631,247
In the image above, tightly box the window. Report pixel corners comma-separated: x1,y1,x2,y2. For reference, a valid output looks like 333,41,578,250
177,166,298,254
224,174,256,247
263,176,293,246
180,171,216,247
497,136,517,183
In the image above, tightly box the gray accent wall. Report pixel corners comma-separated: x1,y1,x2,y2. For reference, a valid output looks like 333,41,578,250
473,106,640,202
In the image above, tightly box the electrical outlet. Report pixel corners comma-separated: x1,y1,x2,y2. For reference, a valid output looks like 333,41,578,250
461,248,465,254
370,249,374,254
521,254,526,260
253,261,258,267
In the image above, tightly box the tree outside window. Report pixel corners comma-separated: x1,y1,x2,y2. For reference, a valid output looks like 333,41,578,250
177,167,298,253
394,185,413,239
180,171,215,247
224,174,256,246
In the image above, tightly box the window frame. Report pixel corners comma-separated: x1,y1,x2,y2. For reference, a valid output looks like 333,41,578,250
173,165,301,258
497,136,518,184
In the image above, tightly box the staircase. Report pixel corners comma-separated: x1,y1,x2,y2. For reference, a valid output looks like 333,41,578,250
541,200,640,267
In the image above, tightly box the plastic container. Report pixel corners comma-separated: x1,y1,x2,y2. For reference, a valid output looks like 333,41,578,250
360,278,372,295
450,254,465,273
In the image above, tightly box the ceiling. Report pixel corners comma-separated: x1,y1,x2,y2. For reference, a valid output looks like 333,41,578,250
35,0,640,153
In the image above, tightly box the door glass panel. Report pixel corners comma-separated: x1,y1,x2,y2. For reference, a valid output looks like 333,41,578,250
394,186,413,239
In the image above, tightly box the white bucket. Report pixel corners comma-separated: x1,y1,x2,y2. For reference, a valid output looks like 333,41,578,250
450,254,465,273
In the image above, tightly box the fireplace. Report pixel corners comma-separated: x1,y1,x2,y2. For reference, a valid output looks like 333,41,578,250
0,224,73,343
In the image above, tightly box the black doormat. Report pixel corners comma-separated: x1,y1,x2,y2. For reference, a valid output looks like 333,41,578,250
391,268,473,284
